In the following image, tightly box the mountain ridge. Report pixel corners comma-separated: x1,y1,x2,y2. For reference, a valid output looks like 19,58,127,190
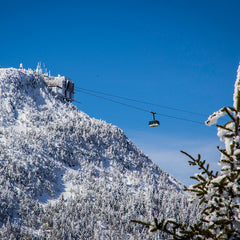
0,68,198,239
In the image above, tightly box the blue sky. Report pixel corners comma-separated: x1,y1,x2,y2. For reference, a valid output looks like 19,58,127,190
1,0,240,185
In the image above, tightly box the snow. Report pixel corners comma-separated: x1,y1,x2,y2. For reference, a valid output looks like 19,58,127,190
233,63,240,109
205,108,227,126
0,67,198,239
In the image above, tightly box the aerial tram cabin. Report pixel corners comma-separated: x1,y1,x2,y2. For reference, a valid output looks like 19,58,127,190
149,111,160,127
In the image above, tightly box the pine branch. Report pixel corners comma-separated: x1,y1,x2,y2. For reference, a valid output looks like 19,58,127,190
181,151,217,179
216,124,233,132
130,220,152,229
223,107,236,122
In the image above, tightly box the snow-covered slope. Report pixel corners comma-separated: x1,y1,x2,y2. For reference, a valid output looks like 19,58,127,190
0,68,198,239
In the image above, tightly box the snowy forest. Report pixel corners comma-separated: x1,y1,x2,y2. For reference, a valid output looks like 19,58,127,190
0,67,201,239
0,66,239,239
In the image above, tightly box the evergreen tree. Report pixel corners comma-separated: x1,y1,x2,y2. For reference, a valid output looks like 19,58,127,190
132,65,240,239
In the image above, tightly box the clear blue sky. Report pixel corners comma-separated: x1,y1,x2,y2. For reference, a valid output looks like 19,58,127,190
1,0,240,185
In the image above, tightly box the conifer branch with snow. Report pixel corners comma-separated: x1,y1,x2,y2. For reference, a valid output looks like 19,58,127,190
132,64,240,239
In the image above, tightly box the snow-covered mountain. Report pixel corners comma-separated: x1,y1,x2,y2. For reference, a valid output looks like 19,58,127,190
0,68,198,239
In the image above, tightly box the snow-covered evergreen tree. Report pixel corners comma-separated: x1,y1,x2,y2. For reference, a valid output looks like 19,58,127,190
132,65,240,239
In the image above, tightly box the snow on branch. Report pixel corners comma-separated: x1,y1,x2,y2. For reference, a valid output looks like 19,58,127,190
205,108,226,126
233,63,240,111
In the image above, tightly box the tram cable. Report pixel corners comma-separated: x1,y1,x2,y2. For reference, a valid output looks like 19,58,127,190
73,99,82,104
74,88,205,126
75,86,208,117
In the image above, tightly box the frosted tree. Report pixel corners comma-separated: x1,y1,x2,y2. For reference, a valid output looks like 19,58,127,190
36,62,48,75
132,65,240,239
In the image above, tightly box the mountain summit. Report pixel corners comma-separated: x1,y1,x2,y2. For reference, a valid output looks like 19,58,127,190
0,68,198,239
